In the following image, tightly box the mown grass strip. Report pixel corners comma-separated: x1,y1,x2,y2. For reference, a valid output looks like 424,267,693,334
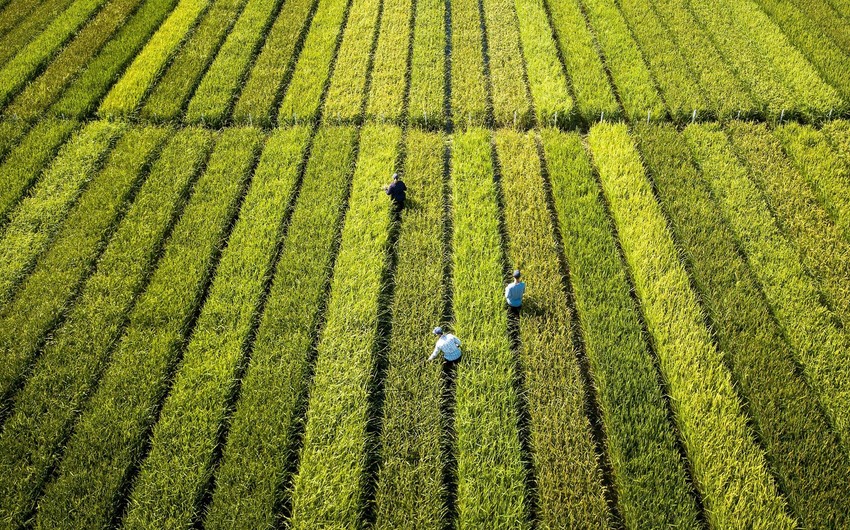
0,117,78,226
288,124,400,528
59,127,265,530
577,0,664,121
542,128,701,528
406,0,443,127
451,128,527,528
450,0,487,128
48,0,179,119
0,120,122,307
184,0,286,126
542,0,618,123
0,127,213,529
0,0,75,67
321,0,382,123
637,123,850,528
364,0,411,122
98,0,213,117
589,122,796,529
140,0,251,122
277,0,352,125
203,126,357,530
230,0,317,126
373,130,445,530
496,130,610,528
481,0,532,128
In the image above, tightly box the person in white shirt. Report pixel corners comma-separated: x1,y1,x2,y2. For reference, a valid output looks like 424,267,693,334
505,269,526,314
428,327,462,363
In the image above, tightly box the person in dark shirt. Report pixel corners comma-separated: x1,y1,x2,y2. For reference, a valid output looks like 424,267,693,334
383,172,407,210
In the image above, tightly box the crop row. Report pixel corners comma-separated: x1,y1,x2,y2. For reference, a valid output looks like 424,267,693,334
406,0,444,128
788,0,850,51
0,0,44,39
540,128,700,528
0,127,215,528
364,0,412,122
636,123,850,527
481,0,532,128
0,117,28,160
0,0,76,66
449,0,487,127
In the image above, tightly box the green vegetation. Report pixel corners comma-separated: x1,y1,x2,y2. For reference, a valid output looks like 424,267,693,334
0,117,28,160
364,0,412,122
450,0,487,127
788,0,850,50
482,0,532,128
589,122,795,529
0,0,76,67
407,0,444,127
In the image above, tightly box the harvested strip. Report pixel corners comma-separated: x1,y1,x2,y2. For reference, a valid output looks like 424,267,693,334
452,128,527,528
0,0,75,67
184,0,286,126
277,0,352,124
98,0,213,117
496,130,609,528
204,126,357,530
0,128,213,529
450,0,487,127
542,128,700,528
0,120,122,306
407,0,444,127
373,130,445,530
321,0,382,123
589,123,795,529
637,123,850,528
0,117,77,225
364,0,412,122
543,0,619,122
289,124,401,528
140,0,252,122
230,0,317,126
482,0,532,128
578,0,664,121
74,128,266,530
3,0,147,122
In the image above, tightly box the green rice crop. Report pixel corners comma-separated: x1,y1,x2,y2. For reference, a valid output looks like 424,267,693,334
277,0,352,125
0,0,76,67
184,0,286,126
788,0,850,50
0,0,44,39
481,0,532,128
495,130,609,528
289,124,401,528
451,128,528,529
373,129,446,530
683,122,850,453
230,0,317,126
203,126,358,530
542,128,701,528
140,0,251,122
588,122,796,529
98,0,213,117
822,119,850,167
364,0,412,122
0,127,213,529
407,0,444,128
321,0,382,123
0,120,122,306
450,0,487,128
0,117,28,161
637,122,850,528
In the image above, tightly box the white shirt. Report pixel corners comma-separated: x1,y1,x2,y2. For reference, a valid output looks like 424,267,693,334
429,333,462,361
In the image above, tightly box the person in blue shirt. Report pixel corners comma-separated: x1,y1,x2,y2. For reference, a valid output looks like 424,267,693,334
505,269,526,313
383,172,407,210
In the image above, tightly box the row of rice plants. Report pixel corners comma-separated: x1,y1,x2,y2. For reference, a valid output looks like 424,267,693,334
682,123,850,453
0,0,76,66
495,130,609,528
513,0,572,127
541,129,701,528
184,0,286,126
542,0,619,123
406,0,444,128
788,0,850,50
481,0,532,128
98,0,213,117
364,0,412,123
827,0,850,18
451,128,527,528
34,129,258,530
288,124,401,528
728,122,850,327
0,120,122,306
277,0,352,125
823,120,850,166
449,0,487,128
588,122,796,528
372,129,446,530
577,0,665,122
649,0,755,118
203,126,358,530
321,0,382,123
0,0,43,38
230,0,318,126
0,117,28,160
48,0,179,119
0,127,215,529
636,123,850,528
139,0,251,122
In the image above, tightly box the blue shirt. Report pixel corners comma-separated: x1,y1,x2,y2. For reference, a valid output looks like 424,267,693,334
505,281,526,307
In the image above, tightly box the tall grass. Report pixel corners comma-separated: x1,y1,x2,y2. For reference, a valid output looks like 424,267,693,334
407,0,444,127
364,0,412,122
481,0,532,128
450,0,487,128
589,122,796,529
